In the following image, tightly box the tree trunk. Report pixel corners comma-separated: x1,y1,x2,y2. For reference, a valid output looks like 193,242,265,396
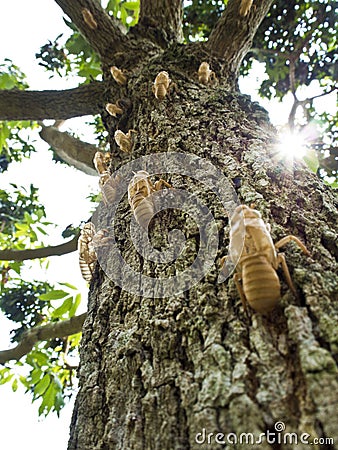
68,47,338,450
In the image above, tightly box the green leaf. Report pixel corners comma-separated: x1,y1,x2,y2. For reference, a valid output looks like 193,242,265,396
15,223,29,232
39,290,68,301
303,149,319,174
54,390,65,414
10,262,22,275
69,332,82,347
23,211,33,224
19,375,30,388
34,373,50,397
36,226,48,236
29,229,38,243
12,378,18,392
69,293,81,318
36,209,45,220
51,296,72,318
124,1,139,11
30,367,42,384
58,282,78,290
0,370,13,385
0,73,16,89
38,381,57,416
63,17,77,31
30,350,49,367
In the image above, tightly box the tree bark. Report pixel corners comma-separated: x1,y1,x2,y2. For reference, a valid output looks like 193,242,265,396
0,234,79,261
54,0,129,59
67,45,338,450
137,0,183,46
0,82,105,121
0,313,86,364
39,124,98,175
207,0,274,74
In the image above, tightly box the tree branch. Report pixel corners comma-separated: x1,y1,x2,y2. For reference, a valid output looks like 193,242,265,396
0,234,79,261
207,0,274,75
288,86,338,129
54,0,129,60
0,313,87,364
136,0,183,47
0,82,105,121
39,123,98,175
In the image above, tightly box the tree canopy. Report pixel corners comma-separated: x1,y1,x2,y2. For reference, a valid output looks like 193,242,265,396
0,0,337,419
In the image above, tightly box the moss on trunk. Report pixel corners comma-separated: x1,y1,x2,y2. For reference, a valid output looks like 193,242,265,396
68,50,338,450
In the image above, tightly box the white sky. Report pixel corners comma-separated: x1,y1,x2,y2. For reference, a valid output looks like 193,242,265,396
0,1,96,449
0,1,336,449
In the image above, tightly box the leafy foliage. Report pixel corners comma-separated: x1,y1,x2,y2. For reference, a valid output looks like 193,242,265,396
0,184,47,237
35,1,140,82
181,1,337,184
0,59,28,90
0,334,81,416
0,120,39,172
0,60,39,171
0,185,54,343
314,111,338,185
0,280,53,341
35,34,69,76
248,0,337,99
0,283,83,416
106,0,140,27
24,344,78,417
243,0,337,184
183,0,226,42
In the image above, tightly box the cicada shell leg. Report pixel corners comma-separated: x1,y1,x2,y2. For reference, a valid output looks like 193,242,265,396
233,272,250,318
277,252,296,295
275,235,310,256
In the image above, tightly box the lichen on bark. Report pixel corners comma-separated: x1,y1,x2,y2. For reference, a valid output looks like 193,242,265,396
68,46,338,450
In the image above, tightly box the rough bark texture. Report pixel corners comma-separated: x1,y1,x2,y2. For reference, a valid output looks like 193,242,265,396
0,313,86,364
0,234,78,261
39,125,98,175
207,0,274,72
68,47,338,450
0,81,105,120
54,0,128,59
137,0,183,46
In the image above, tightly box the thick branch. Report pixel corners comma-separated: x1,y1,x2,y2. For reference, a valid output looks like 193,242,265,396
0,234,79,261
39,124,98,175
136,0,183,47
0,82,105,121
207,0,274,74
0,313,87,364
54,0,129,60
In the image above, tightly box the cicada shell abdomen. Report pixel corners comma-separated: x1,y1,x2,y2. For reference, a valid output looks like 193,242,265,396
153,71,171,100
133,195,155,229
78,223,97,282
242,255,281,313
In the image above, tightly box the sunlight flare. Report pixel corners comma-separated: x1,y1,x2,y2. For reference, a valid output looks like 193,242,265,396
276,130,307,159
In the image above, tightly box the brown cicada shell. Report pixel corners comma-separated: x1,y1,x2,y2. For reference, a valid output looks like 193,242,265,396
152,71,171,100
110,66,127,85
114,129,136,153
197,62,216,85
128,170,172,229
82,8,98,29
239,0,253,16
78,222,97,282
221,205,310,314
